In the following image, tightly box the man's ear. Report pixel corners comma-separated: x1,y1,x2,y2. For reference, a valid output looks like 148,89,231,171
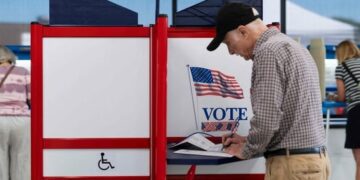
236,25,248,37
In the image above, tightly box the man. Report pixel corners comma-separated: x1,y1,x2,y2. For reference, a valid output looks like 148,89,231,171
207,3,331,180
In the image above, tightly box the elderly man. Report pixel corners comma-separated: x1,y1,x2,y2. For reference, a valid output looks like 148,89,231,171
207,3,331,180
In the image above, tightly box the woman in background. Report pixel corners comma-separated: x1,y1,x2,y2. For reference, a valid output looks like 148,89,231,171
0,45,30,180
335,40,360,180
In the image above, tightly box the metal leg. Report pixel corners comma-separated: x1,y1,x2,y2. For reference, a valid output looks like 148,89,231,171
325,108,330,145
186,165,196,180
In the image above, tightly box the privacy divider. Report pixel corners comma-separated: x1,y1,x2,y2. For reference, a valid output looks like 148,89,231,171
30,16,168,180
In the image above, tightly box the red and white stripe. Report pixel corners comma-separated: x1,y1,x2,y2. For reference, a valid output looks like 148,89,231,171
194,70,244,99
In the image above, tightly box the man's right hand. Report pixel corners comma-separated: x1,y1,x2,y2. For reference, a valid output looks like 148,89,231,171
222,133,247,159
222,133,246,146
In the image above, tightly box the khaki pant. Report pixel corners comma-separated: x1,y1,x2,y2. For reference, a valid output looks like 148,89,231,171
265,151,331,180
0,116,30,180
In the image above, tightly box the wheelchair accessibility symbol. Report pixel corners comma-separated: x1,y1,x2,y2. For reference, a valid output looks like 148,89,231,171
98,152,115,171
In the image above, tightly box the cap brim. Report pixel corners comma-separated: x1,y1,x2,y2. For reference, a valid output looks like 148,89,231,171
207,34,224,51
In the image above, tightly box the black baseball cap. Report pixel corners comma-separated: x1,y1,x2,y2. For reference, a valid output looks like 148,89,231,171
207,3,260,51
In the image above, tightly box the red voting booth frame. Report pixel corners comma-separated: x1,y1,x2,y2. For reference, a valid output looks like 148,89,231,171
31,16,264,180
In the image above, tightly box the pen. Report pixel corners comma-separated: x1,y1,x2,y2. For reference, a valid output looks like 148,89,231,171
222,120,240,150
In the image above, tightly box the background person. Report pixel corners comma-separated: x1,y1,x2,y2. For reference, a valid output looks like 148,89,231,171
0,45,30,180
334,40,360,180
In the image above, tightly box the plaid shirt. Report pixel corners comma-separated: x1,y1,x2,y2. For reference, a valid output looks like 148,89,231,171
242,28,326,159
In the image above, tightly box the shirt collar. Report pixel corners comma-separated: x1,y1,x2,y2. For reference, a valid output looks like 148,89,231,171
253,28,280,56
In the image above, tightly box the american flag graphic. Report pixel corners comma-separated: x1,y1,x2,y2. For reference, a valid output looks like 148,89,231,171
190,67,244,99
201,121,237,132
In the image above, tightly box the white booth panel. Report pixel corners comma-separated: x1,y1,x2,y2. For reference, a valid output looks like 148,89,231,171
263,0,281,24
43,38,150,138
167,38,253,137
44,149,149,176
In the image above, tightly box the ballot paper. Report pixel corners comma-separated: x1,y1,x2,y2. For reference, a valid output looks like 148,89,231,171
174,148,233,157
169,133,233,157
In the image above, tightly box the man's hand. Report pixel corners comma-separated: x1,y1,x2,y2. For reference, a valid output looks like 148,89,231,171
222,133,247,159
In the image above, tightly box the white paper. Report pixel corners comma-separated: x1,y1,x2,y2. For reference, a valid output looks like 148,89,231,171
174,149,233,157
186,134,215,150
206,144,223,152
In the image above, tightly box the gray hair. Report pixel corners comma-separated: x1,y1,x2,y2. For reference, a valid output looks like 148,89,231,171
0,45,16,64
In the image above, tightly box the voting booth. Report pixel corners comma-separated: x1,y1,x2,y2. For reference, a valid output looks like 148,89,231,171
166,27,265,179
31,0,286,174
30,17,167,179
31,18,267,180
